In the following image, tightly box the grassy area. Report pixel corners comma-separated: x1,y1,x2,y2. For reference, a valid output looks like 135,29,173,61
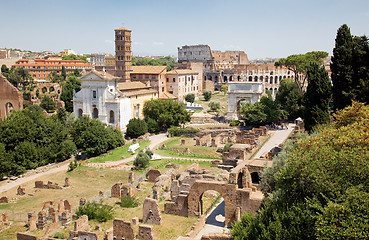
89,140,150,163
153,137,222,160
195,91,228,114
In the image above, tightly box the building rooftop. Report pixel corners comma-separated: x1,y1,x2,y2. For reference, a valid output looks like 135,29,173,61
131,66,167,74
115,27,131,31
166,69,198,75
118,81,151,91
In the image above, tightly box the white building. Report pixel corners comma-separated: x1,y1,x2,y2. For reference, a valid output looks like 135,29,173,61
165,69,201,101
73,70,158,130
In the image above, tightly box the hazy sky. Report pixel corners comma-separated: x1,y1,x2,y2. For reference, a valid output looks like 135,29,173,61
1,0,368,59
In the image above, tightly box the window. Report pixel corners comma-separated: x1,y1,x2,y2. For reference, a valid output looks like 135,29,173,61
92,90,97,99
173,78,175,82
92,108,98,119
78,109,83,118
109,110,114,124
162,87,164,92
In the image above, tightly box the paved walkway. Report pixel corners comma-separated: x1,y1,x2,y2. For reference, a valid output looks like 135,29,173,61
195,123,295,238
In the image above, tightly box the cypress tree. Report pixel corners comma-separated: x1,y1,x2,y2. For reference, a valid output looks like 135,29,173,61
331,24,354,110
304,63,331,132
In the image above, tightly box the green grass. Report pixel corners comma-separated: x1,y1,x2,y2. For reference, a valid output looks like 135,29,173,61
153,137,222,160
89,140,150,163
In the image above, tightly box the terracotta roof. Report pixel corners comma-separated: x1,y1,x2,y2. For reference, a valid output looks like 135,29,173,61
166,69,198,75
120,89,158,97
131,66,166,74
115,27,131,31
118,81,150,91
90,70,118,80
159,91,177,99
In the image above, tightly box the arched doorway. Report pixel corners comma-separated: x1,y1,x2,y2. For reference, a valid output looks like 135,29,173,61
201,190,225,227
92,108,98,119
251,172,260,184
109,110,115,124
5,102,14,117
78,109,83,118
236,99,249,119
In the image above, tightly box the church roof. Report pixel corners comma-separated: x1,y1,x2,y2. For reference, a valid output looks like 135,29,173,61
115,27,131,31
131,66,167,74
117,81,150,91
159,91,177,99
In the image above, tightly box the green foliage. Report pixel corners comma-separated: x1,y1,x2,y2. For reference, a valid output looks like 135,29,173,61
67,159,80,172
126,118,148,139
275,51,328,96
143,99,190,130
133,150,150,169
145,149,153,159
223,143,234,152
184,93,195,103
145,117,160,134
73,68,81,77
168,127,200,136
232,102,369,239
331,24,369,110
61,65,67,80
220,85,228,95
131,56,176,71
239,101,266,126
62,54,88,63
75,201,114,222
52,232,67,239
1,64,9,74
208,101,220,112
40,96,56,113
2,67,34,89
118,196,139,208
304,63,331,132
49,71,64,83
71,116,124,158
0,105,76,177
259,94,287,124
60,75,81,112
229,120,240,127
203,90,212,101
275,78,303,120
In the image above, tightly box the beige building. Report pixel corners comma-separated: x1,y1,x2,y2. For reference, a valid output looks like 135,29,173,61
130,66,175,99
0,73,23,119
165,69,201,101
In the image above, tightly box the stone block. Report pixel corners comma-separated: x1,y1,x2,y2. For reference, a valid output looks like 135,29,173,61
143,198,162,225
138,225,154,240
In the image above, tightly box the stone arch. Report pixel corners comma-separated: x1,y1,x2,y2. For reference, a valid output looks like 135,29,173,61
274,88,278,95
42,87,47,93
269,88,273,95
78,109,83,118
109,110,115,124
209,76,212,81
269,76,273,84
265,76,268,83
92,108,98,119
248,76,252,82
229,76,233,82
49,86,55,92
237,76,241,81
260,76,263,82
187,181,237,226
254,76,258,82
215,76,218,83
236,99,249,119
283,75,286,79
223,76,228,82
5,102,14,117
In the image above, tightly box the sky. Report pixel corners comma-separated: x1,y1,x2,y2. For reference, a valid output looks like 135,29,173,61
1,0,369,59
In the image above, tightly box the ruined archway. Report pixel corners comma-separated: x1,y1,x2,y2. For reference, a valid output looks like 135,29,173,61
250,172,260,184
5,102,13,117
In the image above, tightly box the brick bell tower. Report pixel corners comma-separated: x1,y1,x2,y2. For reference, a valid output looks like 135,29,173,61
115,27,132,82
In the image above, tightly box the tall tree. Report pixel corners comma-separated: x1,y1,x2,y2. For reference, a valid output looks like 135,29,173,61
60,75,81,112
304,63,331,132
61,65,67,81
275,51,328,97
275,78,303,120
331,24,354,110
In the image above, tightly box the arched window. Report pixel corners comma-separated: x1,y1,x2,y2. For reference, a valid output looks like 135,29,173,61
260,76,263,82
270,88,273,94
237,76,240,81
109,110,115,124
229,76,233,82
92,108,98,119
224,76,228,82
209,76,212,81
274,88,278,95
5,102,13,117
49,86,54,92
265,76,268,83
254,76,258,82
78,109,83,118
249,76,252,82
215,76,218,83
270,76,273,84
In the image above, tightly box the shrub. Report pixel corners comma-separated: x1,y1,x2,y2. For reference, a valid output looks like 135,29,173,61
133,150,150,169
168,127,200,136
145,149,153,159
118,196,139,208
223,143,234,152
53,232,67,239
203,90,212,101
126,118,148,139
67,159,80,172
208,101,220,111
75,201,114,222
185,93,195,103
229,120,240,126
145,117,160,134
40,96,56,113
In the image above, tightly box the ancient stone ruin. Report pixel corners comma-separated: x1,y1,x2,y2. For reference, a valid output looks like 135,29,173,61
146,168,161,182
138,225,154,240
34,181,63,190
111,181,138,198
17,186,26,195
0,196,9,203
142,198,161,225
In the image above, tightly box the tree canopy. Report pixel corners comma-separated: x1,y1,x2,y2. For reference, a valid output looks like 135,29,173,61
275,51,328,96
232,102,369,240
131,56,176,71
275,78,303,120
143,99,190,130
60,74,81,112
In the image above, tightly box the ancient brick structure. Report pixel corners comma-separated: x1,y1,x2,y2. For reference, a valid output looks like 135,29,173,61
112,219,135,240
36,211,47,230
143,198,162,225
17,186,26,195
0,196,9,203
68,231,98,240
34,181,62,189
0,73,23,120
138,225,154,240
16,232,38,240
74,215,90,232
64,177,70,187
111,182,137,198
200,233,233,240
111,182,123,198
147,168,161,182
128,172,135,184
28,212,37,231
80,198,87,206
